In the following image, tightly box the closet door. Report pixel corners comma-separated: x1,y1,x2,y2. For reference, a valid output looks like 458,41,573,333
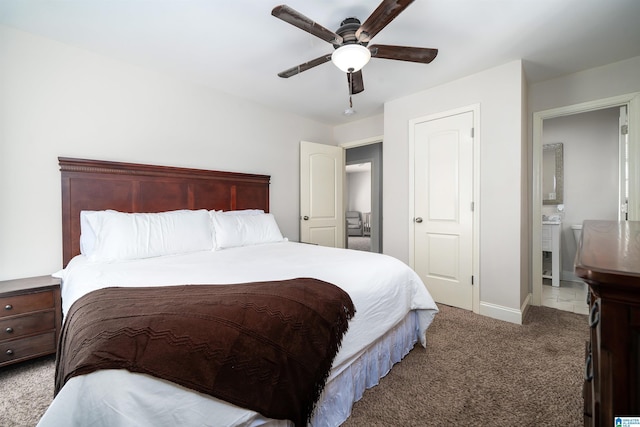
412,111,474,310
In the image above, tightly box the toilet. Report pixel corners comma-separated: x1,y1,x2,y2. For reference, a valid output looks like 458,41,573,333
571,224,582,247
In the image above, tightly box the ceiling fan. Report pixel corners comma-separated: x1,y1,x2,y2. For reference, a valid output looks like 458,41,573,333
271,0,438,95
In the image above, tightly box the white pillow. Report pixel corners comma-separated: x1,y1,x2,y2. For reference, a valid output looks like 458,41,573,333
86,209,214,262
216,209,265,216
79,210,101,256
211,212,285,249
208,210,265,250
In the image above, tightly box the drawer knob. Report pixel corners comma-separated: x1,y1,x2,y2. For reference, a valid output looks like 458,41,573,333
4,304,12,311
584,352,593,382
5,349,13,356
5,327,13,333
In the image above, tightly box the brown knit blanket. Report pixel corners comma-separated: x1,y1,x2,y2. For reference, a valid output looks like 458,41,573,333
55,278,355,426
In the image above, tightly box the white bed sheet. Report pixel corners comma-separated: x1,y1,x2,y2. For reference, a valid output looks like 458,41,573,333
39,242,438,426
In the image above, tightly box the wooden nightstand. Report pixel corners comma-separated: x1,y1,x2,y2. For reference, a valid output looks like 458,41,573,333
0,275,62,367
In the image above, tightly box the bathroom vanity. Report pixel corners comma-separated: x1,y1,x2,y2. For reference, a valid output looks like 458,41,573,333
576,220,640,426
542,221,561,286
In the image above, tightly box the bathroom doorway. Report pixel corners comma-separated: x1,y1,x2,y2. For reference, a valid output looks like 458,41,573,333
540,107,620,314
531,93,640,307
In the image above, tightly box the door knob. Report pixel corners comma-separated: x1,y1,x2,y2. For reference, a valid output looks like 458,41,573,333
303,216,309,220
415,217,423,223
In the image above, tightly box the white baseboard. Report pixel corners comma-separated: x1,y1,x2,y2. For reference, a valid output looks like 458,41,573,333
479,296,530,325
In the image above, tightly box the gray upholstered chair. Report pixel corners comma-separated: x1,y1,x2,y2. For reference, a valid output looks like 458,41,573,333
346,211,363,236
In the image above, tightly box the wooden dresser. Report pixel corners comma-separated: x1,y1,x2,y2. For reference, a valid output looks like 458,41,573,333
575,220,640,426
0,275,62,367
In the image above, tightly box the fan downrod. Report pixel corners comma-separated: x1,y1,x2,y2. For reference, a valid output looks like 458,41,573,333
334,17,364,48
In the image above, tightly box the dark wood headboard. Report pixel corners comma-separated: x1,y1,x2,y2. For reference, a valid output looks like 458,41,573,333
60,157,270,266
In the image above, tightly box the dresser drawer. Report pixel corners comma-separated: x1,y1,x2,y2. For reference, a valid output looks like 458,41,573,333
0,331,56,365
0,310,56,340
1,291,55,318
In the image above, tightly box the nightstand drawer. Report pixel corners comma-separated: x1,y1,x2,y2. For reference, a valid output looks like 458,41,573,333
0,332,56,365
1,291,55,318
0,311,56,339
0,276,61,366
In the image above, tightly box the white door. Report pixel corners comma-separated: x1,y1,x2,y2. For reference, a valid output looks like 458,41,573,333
628,97,640,221
619,104,639,221
412,111,474,310
300,141,345,247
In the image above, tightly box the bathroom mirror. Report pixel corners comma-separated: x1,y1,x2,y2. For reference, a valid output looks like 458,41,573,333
542,143,564,205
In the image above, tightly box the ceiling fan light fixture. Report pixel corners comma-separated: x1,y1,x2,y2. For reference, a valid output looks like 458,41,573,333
331,44,371,73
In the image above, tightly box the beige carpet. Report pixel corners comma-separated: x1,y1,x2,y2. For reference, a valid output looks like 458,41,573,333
0,304,588,427
0,354,55,427
344,304,588,427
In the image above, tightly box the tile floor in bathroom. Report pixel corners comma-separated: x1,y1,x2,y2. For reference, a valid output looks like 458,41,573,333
542,279,590,315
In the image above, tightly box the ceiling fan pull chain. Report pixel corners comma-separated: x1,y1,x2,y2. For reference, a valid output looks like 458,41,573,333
344,72,356,116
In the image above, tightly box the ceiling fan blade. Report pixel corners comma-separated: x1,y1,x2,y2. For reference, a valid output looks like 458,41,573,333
272,5,343,45
277,54,333,78
369,45,438,63
348,70,365,95
356,0,415,43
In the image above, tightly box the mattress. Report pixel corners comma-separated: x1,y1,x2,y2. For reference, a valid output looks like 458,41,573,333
39,241,438,426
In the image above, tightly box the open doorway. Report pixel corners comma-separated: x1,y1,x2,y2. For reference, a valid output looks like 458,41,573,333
540,107,620,315
346,142,382,253
531,92,639,308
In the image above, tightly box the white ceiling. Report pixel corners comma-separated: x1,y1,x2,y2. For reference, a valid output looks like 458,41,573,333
1,0,639,126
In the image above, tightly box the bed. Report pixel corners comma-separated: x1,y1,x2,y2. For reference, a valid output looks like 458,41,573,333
37,157,438,427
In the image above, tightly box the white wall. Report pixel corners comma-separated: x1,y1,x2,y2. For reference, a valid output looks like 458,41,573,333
529,56,640,114
542,108,620,278
334,113,383,144
520,67,530,316
346,171,371,213
385,60,526,318
0,26,333,280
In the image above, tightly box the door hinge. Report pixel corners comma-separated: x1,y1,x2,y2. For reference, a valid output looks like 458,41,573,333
471,201,475,211
621,124,629,135
471,127,475,138
471,275,474,285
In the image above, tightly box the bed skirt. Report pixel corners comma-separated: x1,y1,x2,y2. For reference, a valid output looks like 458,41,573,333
310,311,419,426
